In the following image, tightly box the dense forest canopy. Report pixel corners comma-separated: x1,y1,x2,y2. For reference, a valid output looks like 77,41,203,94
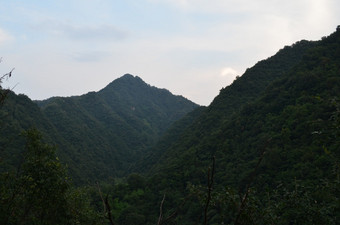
1,27,339,224
1,74,198,184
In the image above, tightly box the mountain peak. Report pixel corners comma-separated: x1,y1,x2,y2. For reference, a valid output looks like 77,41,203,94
102,74,146,91
119,73,137,80
121,73,135,78
99,74,198,107
10,74,198,184
118,73,144,81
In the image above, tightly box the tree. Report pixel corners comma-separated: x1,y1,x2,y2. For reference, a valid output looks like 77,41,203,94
0,129,69,225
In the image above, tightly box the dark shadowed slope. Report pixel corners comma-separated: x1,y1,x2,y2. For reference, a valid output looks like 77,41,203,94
1,74,199,184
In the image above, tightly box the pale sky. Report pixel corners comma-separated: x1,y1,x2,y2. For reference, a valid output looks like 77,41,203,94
0,0,339,105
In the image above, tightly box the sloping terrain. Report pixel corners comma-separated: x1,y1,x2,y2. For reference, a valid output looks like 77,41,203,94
147,29,339,190
139,37,317,176
0,74,199,183
115,28,340,224
1,27,339,225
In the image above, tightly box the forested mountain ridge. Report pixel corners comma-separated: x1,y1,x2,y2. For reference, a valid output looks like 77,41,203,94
138,36,317,175
118,28,339,224
1,27,339,225
0,92,64,171
146,28,340,188
0,74,199,184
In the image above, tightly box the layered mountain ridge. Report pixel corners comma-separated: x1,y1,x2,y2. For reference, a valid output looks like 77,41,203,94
113,27,339,224
140,28,340,193
0,74,199,184
1,27,339,224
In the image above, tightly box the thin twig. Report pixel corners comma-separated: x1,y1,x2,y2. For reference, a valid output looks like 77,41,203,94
157,194,166,225
204,156,215,225
96,182,116,225
1,68,15,80
234,143,268,225
105,195,115,225
0,67,15,106
96,182,106,212
159,193,195,225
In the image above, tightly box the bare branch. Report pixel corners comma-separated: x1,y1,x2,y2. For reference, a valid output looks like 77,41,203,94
105,195,116,225
0,58,15,105
234,141,269,225
204,156,215,225
157,194,166,225
96,182,116,225
159,193,194,225
0,68,15,81
96,182,106,213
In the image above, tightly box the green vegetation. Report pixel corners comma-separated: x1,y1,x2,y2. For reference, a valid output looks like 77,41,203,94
1,74,198,184
0,129,104,225
1,28,340,224
128,27,340,224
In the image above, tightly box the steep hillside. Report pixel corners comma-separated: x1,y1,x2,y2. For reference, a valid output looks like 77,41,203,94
138,36,316,175
117,28,340,224
1,27,339,224
148,28,339,187
0,92,61,171
1,74,198,184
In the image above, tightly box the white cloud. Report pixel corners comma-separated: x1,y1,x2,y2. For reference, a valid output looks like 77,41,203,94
0,28,12,45
148,0,277,13
220,67,238,77
31,21,129,42
146,0,337,60
1,0,339,106
149,0,330,14
63,24,129,41
69,51,112,62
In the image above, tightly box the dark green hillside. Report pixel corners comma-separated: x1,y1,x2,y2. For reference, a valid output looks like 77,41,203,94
0,92,68,172
35,74,198,183
143,36,316,176
122,28,340,224
1,75,198,184
98,75,197,130
149,29,340,186
1,27,339,224
134,105,207,173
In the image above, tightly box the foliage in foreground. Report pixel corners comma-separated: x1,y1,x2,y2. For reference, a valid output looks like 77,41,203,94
0,129,104,225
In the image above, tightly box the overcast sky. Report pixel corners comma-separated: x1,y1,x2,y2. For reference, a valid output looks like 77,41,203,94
0,0,339,105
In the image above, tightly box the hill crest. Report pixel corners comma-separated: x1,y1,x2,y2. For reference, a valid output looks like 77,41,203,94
1,74,199,184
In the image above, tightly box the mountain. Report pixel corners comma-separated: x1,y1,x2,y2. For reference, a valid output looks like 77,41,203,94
137,37,317,175
1,27,339,224
115,28,340,224
147,28,340,188
0,92,62,171
0,74,199,184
